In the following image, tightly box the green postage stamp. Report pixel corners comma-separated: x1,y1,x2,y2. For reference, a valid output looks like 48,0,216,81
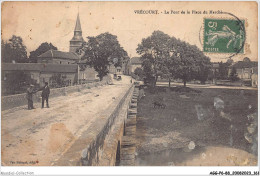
203,18,245,54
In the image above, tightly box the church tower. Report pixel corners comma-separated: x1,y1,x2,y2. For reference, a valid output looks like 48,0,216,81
69,13,85,53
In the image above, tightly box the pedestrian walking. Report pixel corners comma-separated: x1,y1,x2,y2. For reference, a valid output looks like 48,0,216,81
26,84,36,110
39,82,50,108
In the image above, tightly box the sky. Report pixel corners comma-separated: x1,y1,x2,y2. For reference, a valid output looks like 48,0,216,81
1,1,258,62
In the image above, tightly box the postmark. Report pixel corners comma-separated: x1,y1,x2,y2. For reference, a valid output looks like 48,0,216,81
203,18,245,54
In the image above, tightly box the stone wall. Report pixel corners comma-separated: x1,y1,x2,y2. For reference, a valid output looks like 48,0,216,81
80,84,134,166
54,82,134,166
1,76,112,111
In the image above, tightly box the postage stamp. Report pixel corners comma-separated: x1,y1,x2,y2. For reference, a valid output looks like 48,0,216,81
203,18,245,54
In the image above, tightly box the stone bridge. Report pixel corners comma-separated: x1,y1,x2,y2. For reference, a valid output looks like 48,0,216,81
1,75,139,166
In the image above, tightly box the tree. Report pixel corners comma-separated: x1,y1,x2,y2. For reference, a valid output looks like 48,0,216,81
1,40,12,63
29,42,58,63
197,58,211,84
226,58,234,65
173,41,210,87
137,31,212,87
134,67,144,80
1,35,28,63
50,73,67,87
79,33,127,81
136,31,174,87
218,61,226,79
229,67,239,82
2,71,36,95
174,42,195,87
243,57,251,62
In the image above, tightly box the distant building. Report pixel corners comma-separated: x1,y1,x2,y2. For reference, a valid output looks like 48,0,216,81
36,13,97,83
212,63,220,73
108,56,130,75
2,63,78,87
251,67,258,88
228,59,258,87
229,60,258,80
129,57,142,73
77,60,98,83
37,50,80,64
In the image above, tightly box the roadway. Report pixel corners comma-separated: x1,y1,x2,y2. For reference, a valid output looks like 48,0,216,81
1,75,132,166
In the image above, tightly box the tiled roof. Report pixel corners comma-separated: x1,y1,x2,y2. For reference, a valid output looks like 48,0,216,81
231,61,258,69
131,57,142,64
2,63,78,73
38,50,80,60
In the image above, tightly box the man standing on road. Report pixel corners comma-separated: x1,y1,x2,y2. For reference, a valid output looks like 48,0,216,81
26,84,36,110
40,82,50,108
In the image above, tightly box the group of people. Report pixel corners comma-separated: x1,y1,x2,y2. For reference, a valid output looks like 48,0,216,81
26,82,50,110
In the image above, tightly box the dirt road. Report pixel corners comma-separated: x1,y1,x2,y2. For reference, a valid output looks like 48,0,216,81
1,75,131,166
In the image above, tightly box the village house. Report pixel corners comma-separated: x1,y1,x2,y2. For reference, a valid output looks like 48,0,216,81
251,67,258,88
37,50,80,65
2,13,99,94
2,12,135,94
2,63,78,93
129,57,142,74
36,13,97,83
108,56,131,75
228,59,258,87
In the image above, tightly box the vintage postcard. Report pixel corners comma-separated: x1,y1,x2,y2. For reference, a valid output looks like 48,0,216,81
1,1,259,175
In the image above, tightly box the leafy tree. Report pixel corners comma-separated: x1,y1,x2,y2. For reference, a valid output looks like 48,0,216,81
50,74,67,88
229,67,239,82
217,61,225,79
1,35,28,63
137,31,212,87
173,41,210,87
216,60,233,80
243,57,251,62
79,32,127,81
134,67,144,80
2,71,36,95
218,61,232,80
196,55,212,84
163,37,183,87
1,40,11,63
226,58,234,65
29,42,58,63
136,31,174,87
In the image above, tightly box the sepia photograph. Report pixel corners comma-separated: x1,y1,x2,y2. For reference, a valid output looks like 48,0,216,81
1,1,259,175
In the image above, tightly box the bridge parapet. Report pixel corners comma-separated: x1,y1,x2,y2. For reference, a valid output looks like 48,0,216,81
54,82,135,166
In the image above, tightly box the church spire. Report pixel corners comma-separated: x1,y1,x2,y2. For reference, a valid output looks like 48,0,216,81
74,13,82,32
69,12,85,53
